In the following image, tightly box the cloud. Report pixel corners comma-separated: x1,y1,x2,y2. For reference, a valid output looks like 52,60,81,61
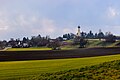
0,26,8,31
63,28,72,34
0,11,10,32
0,0,120,40
40,19,56,33
107,7,119,18
0,9,59,39
32,18,57,36
13,14,59,38
0,20,9,31
63,26,78,34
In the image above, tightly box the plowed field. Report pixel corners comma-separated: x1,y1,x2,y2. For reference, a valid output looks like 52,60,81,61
0,47,120,61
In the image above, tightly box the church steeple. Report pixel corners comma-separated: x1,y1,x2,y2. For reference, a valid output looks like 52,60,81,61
77,26,81,37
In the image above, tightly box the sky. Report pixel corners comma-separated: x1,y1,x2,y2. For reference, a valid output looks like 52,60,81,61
0,0,120,40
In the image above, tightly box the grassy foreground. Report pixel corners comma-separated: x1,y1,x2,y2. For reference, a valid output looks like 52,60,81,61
27,60,120,80
0,54,120,80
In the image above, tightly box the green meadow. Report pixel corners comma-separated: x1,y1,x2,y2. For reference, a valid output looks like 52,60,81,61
30,60,120,80
6,47,52,51
86,40,120,47
0,54,120,80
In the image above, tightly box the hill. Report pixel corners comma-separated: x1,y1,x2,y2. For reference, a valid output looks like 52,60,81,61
61,39,120,50
86,40,120,47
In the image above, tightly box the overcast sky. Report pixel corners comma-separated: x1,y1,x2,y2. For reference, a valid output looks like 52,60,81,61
0,0,120,40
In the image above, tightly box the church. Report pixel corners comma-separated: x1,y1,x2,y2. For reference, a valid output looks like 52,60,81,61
76,26,81,37
73,26,83,45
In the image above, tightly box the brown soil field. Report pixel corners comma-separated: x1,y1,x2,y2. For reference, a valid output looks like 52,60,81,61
0,47,120,61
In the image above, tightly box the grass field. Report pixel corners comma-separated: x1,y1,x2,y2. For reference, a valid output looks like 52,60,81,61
85,40,120,47
86,40,116,47
0,54,120,80
6,47,75,51
6,47,52,51
32,60,120,80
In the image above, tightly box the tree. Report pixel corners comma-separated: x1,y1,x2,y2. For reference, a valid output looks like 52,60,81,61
86,30,94,39
95,33,98,38
73,35,88,48
23,37,27,43
48,39,61,50
63,33,75,40
30,35,49,47
105,34,116,43
67,33,71,40
2,40,7,47
79,38,88,48
98,32,104,40
63,34,68,38
97,29,104,40
0,41,5,49
73,36,81,45
8,38,16,48
57,37,63,41
81,32,87,38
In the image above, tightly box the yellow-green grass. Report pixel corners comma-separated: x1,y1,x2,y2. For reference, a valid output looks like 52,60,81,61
6,47,75,51
6,47,52,51
29,60,120,80
108,40,120,47
61,45,79,50
87,40,102,47
6,47,78,51
0,54,120,80
86,40,120,47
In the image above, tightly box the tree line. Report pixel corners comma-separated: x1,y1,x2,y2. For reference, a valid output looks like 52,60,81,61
0,35,50,49
0,30,119,49
62,30,116,42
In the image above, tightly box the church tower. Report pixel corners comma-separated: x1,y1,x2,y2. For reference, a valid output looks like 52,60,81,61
77,26,81,37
